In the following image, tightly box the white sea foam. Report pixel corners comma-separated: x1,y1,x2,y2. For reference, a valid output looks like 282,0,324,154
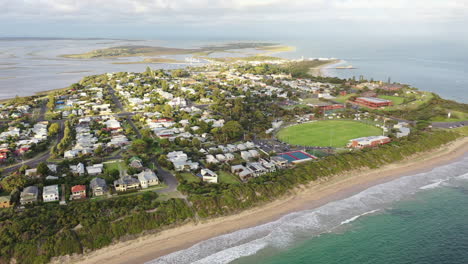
148,156,468,264
455,172,468,180
340,209,380,225
419,180,447,190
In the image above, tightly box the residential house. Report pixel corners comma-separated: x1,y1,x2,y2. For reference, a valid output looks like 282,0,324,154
20,186,39,205
168,151,199,171
224,153,235,161
246,162,268,177
129,157,143,169
260,159,277,173
114,176,140,192
43,185,59,202
70,163,86,175
231,165,254,181
200,168,218,183
71,185,87,200
87,164,103,176
270,156,289,168
90,177,108,197
137,169,159,189
25,168,38,178
0,196,11,208
215,154,226,162
206,154,219,164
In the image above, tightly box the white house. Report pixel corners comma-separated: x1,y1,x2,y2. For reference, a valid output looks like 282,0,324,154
43,185,59,202
70,163,86,175
87,164,103,176
200,168,218,183
137,169,159,188
231,165,254,181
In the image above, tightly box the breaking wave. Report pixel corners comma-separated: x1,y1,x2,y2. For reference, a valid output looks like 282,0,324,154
148,156,468,264
340,209,380,225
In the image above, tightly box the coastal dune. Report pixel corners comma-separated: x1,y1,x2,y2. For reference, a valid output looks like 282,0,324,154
63,137,468,264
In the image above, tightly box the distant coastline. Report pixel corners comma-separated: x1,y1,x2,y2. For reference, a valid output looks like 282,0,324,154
59,138,468,264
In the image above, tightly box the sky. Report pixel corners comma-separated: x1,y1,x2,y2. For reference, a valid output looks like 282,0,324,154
1,0,467,40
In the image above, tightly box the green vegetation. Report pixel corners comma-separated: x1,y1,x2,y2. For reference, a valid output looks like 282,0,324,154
257,45,295,55
382,95,468,121
206,55,285,63
180,130,461,219
277,120,382,147
450,126,468,136
0,193,193,263
103,160,126,173
179,172,201,183
378,95,405,105
62,43,281,59
334,93,357,103
112,58,184,64
218,171,241,184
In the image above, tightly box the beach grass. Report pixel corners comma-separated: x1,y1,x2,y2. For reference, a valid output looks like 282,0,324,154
277,120,382,147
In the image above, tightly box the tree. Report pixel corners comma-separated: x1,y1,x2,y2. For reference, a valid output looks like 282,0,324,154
131,139,148,153
48,123,60,136
1,175,27,192
94,145,104,156
221,121,244,141
36,162,50,177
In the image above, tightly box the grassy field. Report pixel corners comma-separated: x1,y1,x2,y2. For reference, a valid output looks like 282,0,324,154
277,120,382,147
218,171,241,184
430,110,468,122
334,93,357,103
378,95,405,105
179,172,201,183
104,160,126,174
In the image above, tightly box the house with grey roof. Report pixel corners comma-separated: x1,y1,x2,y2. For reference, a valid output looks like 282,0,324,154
90,177,108,196
137,169,159,189
20,186,39,205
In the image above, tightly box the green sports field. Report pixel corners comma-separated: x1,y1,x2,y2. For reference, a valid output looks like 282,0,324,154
277,120,382,147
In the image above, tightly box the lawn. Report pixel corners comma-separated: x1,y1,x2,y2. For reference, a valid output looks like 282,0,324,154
277,120,382,148
378,95,405,105
104,160,126,173
334,94,356,103
429,110,468,122
218,171,241,184
179,172,201,183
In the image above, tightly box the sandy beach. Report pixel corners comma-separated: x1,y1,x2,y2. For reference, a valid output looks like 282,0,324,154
60,137,468,264
309,59,343,76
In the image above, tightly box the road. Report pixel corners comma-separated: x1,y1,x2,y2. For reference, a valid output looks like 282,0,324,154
2,120,64,175
431,120,468,129
108,85,178,193
108,86,142,138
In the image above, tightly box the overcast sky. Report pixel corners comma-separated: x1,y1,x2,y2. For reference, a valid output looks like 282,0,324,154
1,0,467,40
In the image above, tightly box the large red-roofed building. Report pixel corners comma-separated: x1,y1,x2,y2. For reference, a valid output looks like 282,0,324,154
355,97,393,108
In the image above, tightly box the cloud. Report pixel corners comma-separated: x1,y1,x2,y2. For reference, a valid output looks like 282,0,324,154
1,0,467,25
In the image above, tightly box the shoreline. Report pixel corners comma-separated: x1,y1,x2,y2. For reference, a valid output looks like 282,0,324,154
308,59,343,77
62,137,468,264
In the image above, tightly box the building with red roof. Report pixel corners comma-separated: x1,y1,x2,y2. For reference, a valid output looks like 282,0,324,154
71,185,87,200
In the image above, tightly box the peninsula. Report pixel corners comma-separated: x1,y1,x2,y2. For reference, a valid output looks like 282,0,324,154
0,57,466,264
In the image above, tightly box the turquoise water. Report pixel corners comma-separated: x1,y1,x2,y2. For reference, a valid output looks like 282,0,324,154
151,156,468,264
235,184,468,264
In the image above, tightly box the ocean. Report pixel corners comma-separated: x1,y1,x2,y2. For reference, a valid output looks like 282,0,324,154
0,38,467,102
150,155,468,264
